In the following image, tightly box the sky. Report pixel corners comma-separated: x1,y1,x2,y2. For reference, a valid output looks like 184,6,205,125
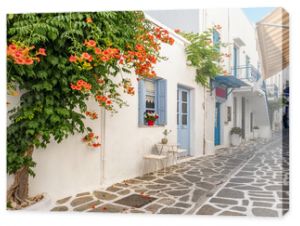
242,7,275,23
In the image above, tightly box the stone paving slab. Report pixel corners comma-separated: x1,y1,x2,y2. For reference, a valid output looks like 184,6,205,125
50,133,289,217
196,133,289,217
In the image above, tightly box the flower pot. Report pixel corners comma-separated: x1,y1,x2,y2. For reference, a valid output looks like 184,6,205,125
231,134,241,146
147,120,155,126
161,138,168,144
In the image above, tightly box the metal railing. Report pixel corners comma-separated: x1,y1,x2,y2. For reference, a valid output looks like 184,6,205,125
261,80,272,126
231,64,261,83
266,84,279,99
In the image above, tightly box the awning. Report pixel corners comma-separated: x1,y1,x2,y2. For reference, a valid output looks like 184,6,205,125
214,76,249,88
256,7,289,79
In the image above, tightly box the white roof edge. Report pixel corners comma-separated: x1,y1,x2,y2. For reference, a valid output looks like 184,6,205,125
144,13,191,46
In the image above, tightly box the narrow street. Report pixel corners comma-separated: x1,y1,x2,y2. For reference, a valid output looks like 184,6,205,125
197,132,289,216
50,133,289,217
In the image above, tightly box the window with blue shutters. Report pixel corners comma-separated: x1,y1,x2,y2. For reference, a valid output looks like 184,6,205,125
233,45,239,77
213,29,220,52
138,78,167,126
246,55,250,79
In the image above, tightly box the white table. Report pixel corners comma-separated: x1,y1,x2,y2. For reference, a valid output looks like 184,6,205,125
155,143,180,165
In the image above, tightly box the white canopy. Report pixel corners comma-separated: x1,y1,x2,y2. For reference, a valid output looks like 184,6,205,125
256,7,289,79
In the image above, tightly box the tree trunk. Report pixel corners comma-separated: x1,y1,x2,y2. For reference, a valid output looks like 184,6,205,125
7,146,33,208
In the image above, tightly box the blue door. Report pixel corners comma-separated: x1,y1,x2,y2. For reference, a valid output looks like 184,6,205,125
177,87,190,154
214,102,221,145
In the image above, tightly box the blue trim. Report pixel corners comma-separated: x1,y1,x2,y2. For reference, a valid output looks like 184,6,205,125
138,79,145,126
213,29,220,52
214,102,221,145
246,55,250,79
138,78,167,126
177,86,190,153
233,45,239,77
214,76,249,88
157,79,167,125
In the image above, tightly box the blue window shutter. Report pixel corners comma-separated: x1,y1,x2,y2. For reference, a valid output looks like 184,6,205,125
213,30,218,44
138,79,145,126
213,30,220,51
233,46,238,77
157,79,167,125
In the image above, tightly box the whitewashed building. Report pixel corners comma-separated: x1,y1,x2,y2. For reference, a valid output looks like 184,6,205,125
8,16,207,199
256,8,289,131
264,67,289,131
7,9,273,200
147,9,272,153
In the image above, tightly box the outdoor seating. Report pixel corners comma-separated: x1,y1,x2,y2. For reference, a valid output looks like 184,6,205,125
155,143,181,165
143,154,168,175
143,143,182,174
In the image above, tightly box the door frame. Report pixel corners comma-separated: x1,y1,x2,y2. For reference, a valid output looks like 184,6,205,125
177,85,191,154
214,102,221,146
241,97,246,139
233,44,240,77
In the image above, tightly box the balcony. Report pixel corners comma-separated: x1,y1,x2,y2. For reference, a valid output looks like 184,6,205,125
265,84,279,101
231,64,261,84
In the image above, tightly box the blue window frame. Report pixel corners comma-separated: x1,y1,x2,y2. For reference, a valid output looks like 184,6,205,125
145,80,156,114
246,55,250,78
233,45,239,77
138,78,167,126
213,29,220,52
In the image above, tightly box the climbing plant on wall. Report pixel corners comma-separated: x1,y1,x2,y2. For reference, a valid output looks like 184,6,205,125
177,26,228,87
6,11,174,208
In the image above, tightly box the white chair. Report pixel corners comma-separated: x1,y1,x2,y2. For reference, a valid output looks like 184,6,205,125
143,154,167,175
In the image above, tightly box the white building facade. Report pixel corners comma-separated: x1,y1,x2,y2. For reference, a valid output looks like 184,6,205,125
8,17,207,199
7,9,272,200
147,9,272,153
264,66,289,131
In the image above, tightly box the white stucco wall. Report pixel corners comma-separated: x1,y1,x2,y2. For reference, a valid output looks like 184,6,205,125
146,8,269,149
265,66,289,131
7,96,103,200
202,8,270,147
102,39,205,186
7,31,206,198
7,9,275,199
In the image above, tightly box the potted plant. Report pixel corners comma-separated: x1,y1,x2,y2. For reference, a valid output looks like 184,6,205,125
144,112,159,126
253,126,259,138
161,129,172,144
230,127,242,146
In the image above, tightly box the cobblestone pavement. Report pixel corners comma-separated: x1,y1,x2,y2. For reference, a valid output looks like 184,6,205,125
197,132,289,217
50,133,289,217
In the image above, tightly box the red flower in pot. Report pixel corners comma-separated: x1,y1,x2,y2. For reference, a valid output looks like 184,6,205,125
144,112,159,126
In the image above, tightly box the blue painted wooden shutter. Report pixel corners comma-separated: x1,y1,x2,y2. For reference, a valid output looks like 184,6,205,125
213,30,220,52
213,30,219,44
157,79,167,125
138,79,145,126
233,46,238,77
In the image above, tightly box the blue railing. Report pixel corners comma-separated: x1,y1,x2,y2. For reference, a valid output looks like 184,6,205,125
261,81,272,125
266,84,279,99
231,64,261,83
274,84,279,98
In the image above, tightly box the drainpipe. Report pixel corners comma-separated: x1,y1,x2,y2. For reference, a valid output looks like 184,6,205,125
203,87,206,155
100,108,106,186
202,8,207,156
